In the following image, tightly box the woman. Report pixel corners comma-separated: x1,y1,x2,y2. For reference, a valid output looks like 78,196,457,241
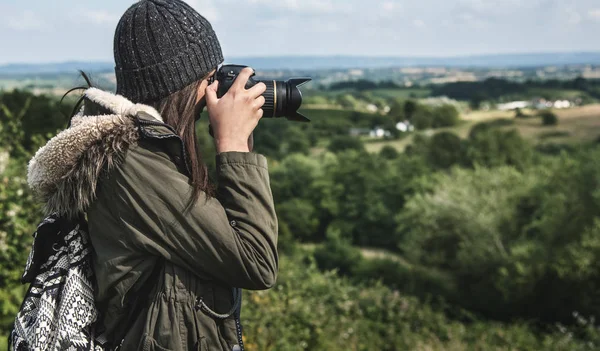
27,0,278,350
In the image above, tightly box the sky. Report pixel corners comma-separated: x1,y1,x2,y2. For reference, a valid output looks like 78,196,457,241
0,0,599,64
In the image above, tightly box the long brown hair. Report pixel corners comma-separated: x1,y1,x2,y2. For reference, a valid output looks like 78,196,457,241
151,79,213,211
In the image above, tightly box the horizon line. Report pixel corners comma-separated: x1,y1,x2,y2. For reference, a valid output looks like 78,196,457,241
2,51,600,66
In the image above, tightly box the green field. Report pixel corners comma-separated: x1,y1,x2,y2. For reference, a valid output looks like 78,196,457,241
360,104,600,153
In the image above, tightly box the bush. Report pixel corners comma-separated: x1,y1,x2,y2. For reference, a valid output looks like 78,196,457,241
427,132,465,169
397,167,533,318
327,136,365,153
379,145,399,160
313,233,362,275
396,153,600,324
465,124,532,169
241,253,600,351
431,104,460,128
540,110,559,126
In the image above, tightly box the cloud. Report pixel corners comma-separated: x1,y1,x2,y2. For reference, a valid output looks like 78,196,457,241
187,0,220,22
4,11,44,31
565,8,582,25
589,9,600,20
246,0,348,15
381,1,399,12
413,19,426,28
456,12,488,28
81,10,119,25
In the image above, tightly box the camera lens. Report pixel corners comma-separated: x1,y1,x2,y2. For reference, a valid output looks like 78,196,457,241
258,78,311,122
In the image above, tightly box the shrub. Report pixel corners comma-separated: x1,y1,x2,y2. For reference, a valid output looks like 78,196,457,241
540,110,559,126
242,253,600,351
427,132,465,169
465,124,532,169
327,136,365,153
379,145,399,160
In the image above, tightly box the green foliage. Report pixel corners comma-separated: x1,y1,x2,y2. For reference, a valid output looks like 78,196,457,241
515,107,528,118
431,104,460,127
411,104,461,130
404,99,418,121
313,233,362,275
0,90,70,157
379,145,399,160
540,110,559,126
465,123,532,169
241,253,599,351
432,77,600,103
3,89,600,349
276,199,319,242
327,136,365,153
427,132,465,169
396,153,600,324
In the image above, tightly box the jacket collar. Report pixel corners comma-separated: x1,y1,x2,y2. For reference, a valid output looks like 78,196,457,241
27,88,167,218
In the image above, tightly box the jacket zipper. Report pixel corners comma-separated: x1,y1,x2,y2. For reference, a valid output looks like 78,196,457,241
234,307,245,351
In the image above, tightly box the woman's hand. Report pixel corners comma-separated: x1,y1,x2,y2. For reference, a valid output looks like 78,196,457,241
205,67,266,153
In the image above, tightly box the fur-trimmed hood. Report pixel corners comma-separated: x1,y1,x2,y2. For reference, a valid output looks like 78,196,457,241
27,88,164,218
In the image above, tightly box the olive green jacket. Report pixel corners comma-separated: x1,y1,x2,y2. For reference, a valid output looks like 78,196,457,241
27,88,279,351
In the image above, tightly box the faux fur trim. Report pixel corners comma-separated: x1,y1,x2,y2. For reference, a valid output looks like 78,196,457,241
27,88,163,218
84,88,163,123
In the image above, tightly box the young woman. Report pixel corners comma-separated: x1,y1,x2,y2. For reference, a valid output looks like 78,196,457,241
27,0,278,350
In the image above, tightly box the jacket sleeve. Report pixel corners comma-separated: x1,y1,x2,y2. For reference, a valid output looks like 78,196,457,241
109,140,279,290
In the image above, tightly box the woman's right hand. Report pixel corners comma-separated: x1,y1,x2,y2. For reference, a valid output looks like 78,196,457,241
205,67,266,154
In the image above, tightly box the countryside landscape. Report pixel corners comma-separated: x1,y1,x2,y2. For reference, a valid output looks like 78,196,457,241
1,55,600,350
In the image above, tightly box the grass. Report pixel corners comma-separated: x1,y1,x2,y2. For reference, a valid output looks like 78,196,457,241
361,104,600,153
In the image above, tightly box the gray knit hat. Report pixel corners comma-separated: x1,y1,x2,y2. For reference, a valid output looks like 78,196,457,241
114,0,223,103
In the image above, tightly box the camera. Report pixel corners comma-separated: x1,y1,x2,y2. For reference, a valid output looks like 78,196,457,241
210,64,312,122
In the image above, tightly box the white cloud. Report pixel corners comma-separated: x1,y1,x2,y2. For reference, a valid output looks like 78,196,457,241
381,1,398,11
589,9,600,20
565,8,582,25
187,0,220,22
413,19,426,28
5,11,44,31
456,12,488,28
82,10,119,25
246,0,348,15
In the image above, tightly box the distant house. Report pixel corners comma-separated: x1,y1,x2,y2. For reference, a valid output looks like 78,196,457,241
370,127,391,138
531,99,572,110
533,99,553,110
349,127,391,138
497,101,530,111
553,100,571,109
396,121,414,132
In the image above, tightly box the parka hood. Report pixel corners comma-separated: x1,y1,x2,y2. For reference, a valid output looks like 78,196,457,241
27,88,163,218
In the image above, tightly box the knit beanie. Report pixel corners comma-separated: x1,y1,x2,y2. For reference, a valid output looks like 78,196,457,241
114,0,224,103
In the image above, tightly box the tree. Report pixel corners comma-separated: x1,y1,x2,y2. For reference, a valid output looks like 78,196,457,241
465,123,532,170
411,105,434,130
427,132,464,169
379,146,399,160
431,104,460,128
540,110,558,126
327,136,365,153
404,100,418,122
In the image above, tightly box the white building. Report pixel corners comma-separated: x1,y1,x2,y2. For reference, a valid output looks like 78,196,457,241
497,101,530,111
396,121,415,133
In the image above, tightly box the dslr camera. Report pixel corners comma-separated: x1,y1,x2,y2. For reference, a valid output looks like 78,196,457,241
210,64,311,122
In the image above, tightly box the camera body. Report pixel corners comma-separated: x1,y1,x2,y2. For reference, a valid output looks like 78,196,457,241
211,64,311,122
